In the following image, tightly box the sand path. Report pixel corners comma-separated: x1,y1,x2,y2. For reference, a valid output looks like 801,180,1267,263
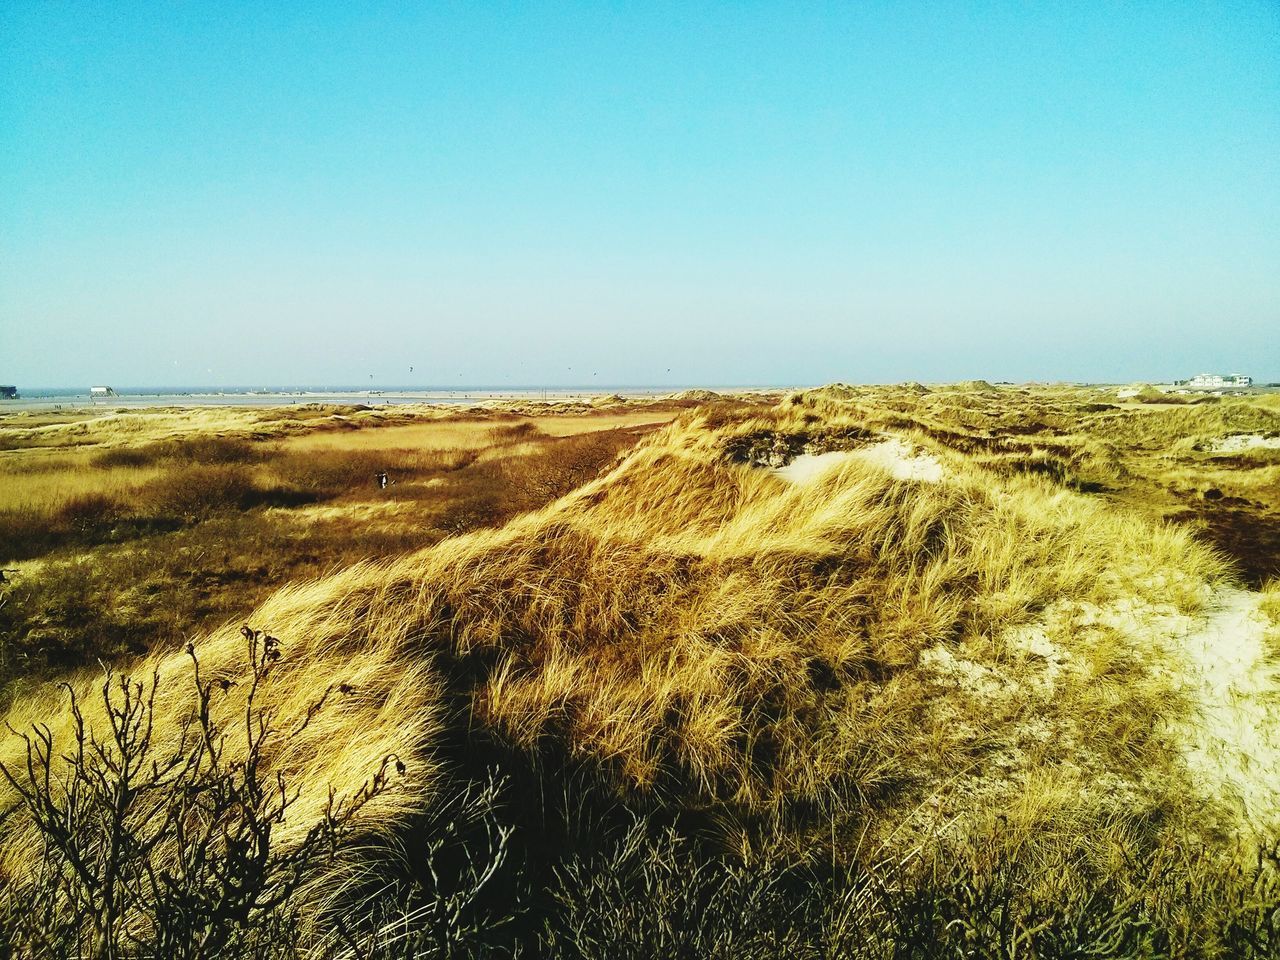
1175,587,1280,840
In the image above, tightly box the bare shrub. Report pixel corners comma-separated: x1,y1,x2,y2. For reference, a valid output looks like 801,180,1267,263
439,485,509,534
139,465,260,520
0,507,52,561
53,493,123,533
179,436,261,464
487,421,541,445
91,444,169,469
274,450,388,495
2,496,126,564
433,431,632,534
92,437,260,470
320,775,524,959
272,448,474,498
0,627,400,959
498,430,631,509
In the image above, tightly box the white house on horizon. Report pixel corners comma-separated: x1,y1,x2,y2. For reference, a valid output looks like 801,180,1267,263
1183,373,1252,389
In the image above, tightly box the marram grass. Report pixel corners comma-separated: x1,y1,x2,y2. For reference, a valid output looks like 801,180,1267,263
1,386,1277,956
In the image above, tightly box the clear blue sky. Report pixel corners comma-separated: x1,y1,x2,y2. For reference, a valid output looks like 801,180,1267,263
2,2,1277,387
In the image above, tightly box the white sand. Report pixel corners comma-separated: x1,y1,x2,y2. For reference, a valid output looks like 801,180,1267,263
1172,587,1280,838
1205,434,1280,453
1068,587,1280,837
856,438,945,482
772,451,852,483
774,438,944,485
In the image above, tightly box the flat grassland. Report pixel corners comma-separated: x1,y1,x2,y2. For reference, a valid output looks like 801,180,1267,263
1,385,1279,958
0,403,684,683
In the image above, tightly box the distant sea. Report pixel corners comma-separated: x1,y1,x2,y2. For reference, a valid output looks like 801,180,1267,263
0,385,708,411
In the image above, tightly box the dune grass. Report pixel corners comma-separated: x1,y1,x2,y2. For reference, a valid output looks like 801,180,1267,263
1,386,1278,955
0,404,670,692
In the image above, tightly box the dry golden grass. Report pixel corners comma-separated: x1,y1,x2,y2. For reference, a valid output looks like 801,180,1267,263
276,418,524,455
0,400,682,455
2,384,1277,929
1262,580,1280,621
0,402,474,450
0,569,447,883
0,406,286,450
1261,581,1280,663
0,451,165,514
0,402,674,703
532,411,683,436
0,405,676,535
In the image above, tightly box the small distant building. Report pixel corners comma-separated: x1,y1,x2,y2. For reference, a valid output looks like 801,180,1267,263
90,385,119,399
1180,373,1252,389
0,386,18,400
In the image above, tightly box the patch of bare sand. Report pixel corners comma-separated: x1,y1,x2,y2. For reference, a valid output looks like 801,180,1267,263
1204,433,1280,453
908,604,1136,840
1070,587,1280,841
1170,587,1280,840
902,586,1280,846
774,439,944,484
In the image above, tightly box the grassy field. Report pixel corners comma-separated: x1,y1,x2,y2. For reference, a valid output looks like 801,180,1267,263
0,403,689,691
1,386,1278,957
